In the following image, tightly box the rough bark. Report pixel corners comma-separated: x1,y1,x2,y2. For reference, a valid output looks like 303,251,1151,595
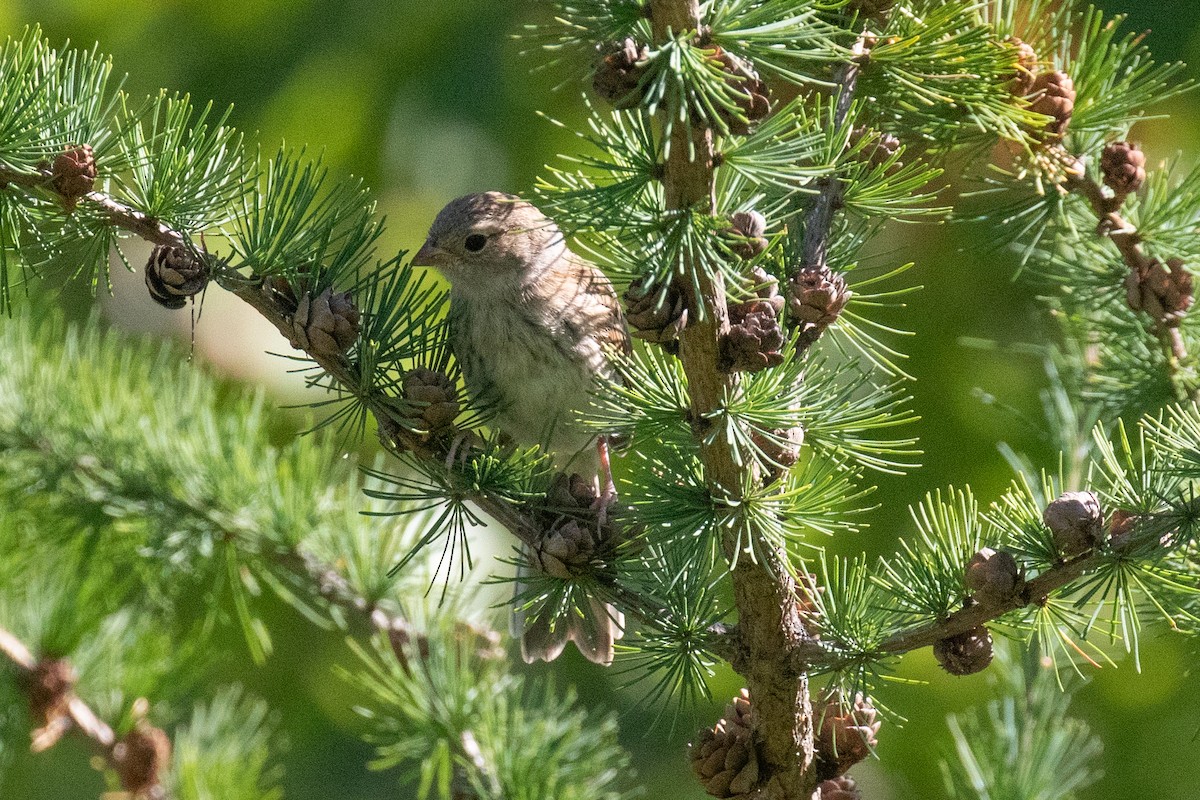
649,2,816,796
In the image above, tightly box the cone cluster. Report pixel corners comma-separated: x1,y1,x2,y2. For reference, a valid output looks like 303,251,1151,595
401,368,460,435
1043,490,1104,558
1100,141,1147,198
788,266,851,352
816,692,880,779
113,720,172,796
625,275,688,354
690,689,760,798
593,37,649,109
534,472,620,579
1125,256,1194,329
49,143,97,209
933,625,994,675
289,287,360,357
720,267,785,373
145,245,210,310
964,547,1022,606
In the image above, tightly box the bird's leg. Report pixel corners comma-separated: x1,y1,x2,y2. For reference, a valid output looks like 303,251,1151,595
593,435,617,528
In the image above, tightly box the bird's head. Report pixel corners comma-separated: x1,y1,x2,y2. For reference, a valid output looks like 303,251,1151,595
412,192,566,290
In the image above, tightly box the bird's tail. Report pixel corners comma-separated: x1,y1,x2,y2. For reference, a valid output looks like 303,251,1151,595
513,548,625,666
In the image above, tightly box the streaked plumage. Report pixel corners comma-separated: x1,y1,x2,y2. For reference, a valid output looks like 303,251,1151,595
413,191,628,664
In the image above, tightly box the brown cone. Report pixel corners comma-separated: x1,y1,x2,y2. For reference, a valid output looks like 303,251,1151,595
816,692,880,779
818,775,863,800
964,547,1022,606
849,127,902,173
933,626,994,675
289,288,360,356
1043,491,1103,558
401,368,460,434
50,144,97,209
625,276,688,353
1125,257,1193,328
263,274,299,314
545,471,600,511
725,211,769,260
145,245,210,310
1100,141,1147,197
751,425,804,479
708,47,771,135
113,720,172,796
1029,71,1075,139
1108,508,1141,551
1005,37,1039,96
689,689,760,798
788,266,851,352
593,38,649,109
536,518,603,580
720,298,785,373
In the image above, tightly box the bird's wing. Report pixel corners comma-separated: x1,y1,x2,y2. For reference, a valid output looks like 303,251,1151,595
569,253,632,358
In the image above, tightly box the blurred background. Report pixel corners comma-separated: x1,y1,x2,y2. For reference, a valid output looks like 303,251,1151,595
2,1,1198,798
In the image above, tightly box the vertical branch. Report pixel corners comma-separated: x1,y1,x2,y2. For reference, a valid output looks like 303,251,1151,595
648,2,816,797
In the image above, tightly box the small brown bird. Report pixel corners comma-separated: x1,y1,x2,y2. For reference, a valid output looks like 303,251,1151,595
413,191,629,665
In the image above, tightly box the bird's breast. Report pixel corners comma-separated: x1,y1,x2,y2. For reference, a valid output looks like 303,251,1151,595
448,292,605,455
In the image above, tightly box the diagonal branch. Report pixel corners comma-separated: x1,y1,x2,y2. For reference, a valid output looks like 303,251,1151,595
0,162,545,546
787,550,1103,671
0,161,687,641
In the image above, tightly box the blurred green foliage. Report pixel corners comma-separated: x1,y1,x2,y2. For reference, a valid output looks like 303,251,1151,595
3,1,1199,798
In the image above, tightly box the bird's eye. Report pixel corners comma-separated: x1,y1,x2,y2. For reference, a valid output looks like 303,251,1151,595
464,234,487,252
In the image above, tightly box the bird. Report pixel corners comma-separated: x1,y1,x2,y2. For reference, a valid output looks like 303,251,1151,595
412,191,630,665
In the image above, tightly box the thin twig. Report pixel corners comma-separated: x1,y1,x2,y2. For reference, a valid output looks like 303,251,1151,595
1061,155,1196,400
801,39,866,271
0,625,136,786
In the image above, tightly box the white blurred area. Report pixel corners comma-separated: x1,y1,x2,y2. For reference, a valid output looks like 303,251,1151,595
100,239,314,401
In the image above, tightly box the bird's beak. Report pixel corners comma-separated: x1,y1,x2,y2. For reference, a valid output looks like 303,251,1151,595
413,239,442,267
